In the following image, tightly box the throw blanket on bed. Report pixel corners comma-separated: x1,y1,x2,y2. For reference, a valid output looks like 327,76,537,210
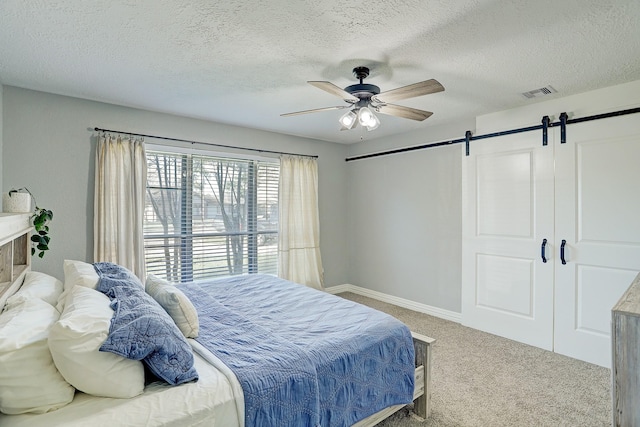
180,283,320,426
180,274,415,427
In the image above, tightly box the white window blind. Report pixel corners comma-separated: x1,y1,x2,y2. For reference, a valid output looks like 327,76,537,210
144,150,279,283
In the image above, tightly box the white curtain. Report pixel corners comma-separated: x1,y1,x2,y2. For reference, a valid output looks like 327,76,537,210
278,155,324,290
94,134,147,279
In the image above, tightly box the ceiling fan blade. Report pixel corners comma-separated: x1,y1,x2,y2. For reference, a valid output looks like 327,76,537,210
280,105,350,117
308,81,359,101
376,104,433,121
373,79,444,103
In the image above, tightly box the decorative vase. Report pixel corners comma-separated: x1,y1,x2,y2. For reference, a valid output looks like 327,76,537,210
3,192,32,213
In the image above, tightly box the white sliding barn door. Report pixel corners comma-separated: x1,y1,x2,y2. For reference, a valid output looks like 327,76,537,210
554,115,640,367
463,113,640,368
462,132,555,350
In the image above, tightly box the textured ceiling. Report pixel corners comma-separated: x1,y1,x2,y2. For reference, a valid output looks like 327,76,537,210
1,0,639,144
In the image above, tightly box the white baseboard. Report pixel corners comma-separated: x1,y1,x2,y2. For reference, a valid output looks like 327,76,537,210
325,284,462,324
324,284,352,294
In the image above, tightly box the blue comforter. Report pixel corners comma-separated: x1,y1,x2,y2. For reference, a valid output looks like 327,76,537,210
180,274,415,427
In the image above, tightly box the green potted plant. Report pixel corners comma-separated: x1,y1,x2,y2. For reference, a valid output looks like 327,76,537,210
6,188,53,258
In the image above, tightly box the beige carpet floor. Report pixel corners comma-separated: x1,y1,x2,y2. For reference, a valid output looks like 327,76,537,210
338,292,612,427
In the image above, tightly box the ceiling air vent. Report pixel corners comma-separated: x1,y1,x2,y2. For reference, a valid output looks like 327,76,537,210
521,85,557,99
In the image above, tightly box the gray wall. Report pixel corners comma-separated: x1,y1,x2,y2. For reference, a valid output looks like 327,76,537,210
0,84,3,192
2,86,349,285
2,84,476,314
345,120,474,313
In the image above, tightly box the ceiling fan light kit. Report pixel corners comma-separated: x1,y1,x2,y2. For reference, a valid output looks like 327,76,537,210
281,66,444,132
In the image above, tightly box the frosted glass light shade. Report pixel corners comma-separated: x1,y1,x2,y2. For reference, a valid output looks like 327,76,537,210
358,107,375,126
366,115,380,131
339,110,358,129
358,107,380,131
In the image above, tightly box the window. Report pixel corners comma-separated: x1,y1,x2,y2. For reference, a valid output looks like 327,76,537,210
144,149,279,283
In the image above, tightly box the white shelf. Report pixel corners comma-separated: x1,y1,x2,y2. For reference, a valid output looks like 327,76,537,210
0,213,32,310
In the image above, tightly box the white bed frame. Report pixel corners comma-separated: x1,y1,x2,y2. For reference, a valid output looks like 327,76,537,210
0,213,435,425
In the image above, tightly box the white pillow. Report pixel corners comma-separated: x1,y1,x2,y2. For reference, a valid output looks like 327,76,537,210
146,274,199,338
56,259,100,312
0,298,75,414
48,286,145,398
5,271,63,309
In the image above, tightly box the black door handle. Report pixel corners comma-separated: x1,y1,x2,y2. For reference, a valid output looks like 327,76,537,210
541,239,547,263
560,239,567,265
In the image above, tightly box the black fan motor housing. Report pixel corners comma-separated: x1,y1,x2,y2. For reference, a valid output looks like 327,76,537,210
344,83,380,100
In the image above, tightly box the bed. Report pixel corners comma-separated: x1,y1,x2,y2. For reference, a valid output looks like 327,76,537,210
0,215,434,426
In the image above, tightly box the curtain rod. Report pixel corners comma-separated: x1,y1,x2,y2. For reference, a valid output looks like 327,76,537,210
93,127,318,159
345,106,640,162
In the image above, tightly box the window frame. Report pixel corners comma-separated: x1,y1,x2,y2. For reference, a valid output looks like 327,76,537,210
144,143,279,283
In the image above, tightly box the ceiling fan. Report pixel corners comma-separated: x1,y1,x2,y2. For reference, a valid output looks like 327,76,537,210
281,66,444,131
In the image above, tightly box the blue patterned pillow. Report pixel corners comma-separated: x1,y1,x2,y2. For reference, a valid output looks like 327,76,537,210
93,262,144,289
95,265,198,386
